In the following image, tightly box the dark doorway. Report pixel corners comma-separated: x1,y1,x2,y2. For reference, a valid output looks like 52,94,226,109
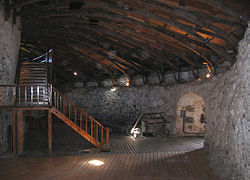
7,125,12,152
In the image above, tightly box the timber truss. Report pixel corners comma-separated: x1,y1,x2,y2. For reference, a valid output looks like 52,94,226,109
4,0,249,84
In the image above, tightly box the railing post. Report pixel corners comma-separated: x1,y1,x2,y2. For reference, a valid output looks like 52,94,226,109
91,118,93,137
96,124,98,140
37,86,39,104
42,86,45,105
30,86,33,105
25,87,27,105
101,127,103,144
63,98,65,114
49,84,53,106
106,128,109,151
80,112,82,129
18,86,21,105
69,103,71,119
12,86,15,105
56,93,59,109
6,87,9,105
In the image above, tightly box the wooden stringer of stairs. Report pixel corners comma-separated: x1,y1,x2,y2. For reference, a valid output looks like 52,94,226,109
0,55,109,152
50,107,105,150
49,87,110,152
0,84,110,152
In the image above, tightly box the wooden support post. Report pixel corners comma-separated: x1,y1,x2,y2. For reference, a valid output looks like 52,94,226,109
80,112,82,129
12,110,16,156
17,109,24,154
96,124,98,140
48,110,52,154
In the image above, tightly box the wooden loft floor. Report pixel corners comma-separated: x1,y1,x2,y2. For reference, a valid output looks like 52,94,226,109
0,84,109,155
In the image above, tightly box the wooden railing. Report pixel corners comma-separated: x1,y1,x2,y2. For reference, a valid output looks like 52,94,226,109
51,87,109,150
0,84,50,107
16,50,54,84
0,84,109,151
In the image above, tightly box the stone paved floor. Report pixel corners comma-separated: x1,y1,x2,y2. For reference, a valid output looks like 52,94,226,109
0,135,221,180
109,134,204,154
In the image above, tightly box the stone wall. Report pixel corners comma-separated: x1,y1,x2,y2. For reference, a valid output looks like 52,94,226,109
204,22,249,180
67,82,212,135
0,3,21,153
66,24,249,179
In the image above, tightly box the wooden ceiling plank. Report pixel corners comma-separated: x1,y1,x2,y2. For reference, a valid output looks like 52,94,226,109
198,0,248,22
13,0,47,8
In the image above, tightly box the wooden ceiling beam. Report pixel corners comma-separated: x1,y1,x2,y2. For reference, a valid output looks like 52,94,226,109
67,40,144,74
101,20,208,65
24,37,120,77
22,19,205,69
199,0,248,22
83,0,240,44
23,26,168,73
18,0,248,80
25,10,217,65
26,40,113,81
93,2,234,64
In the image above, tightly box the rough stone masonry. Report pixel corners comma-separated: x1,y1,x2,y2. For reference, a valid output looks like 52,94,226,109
0,3,21,153
67,23,249,179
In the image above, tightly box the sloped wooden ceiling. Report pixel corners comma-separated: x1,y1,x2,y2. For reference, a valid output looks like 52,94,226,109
10,0,250,83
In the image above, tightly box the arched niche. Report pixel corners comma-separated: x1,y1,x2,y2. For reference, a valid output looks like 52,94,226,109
175,93,206,136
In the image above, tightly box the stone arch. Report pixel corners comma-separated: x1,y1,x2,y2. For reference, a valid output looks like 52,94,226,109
175,93,206,136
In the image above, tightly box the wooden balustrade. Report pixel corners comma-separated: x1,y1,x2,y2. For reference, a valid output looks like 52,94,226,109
0,84,50,107
52,87,109,149
0,84,109,151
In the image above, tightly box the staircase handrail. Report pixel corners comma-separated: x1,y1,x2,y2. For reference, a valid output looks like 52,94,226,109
52,86,106,129
0,83,109,151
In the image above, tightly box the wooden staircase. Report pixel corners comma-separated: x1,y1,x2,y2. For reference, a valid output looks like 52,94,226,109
18,62,48,85
50,107,106,150
0,52,109,154
0,84,110,153
50,87,109,151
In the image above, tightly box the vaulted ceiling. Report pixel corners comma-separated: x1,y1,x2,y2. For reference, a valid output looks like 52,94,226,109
8,0,250,83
